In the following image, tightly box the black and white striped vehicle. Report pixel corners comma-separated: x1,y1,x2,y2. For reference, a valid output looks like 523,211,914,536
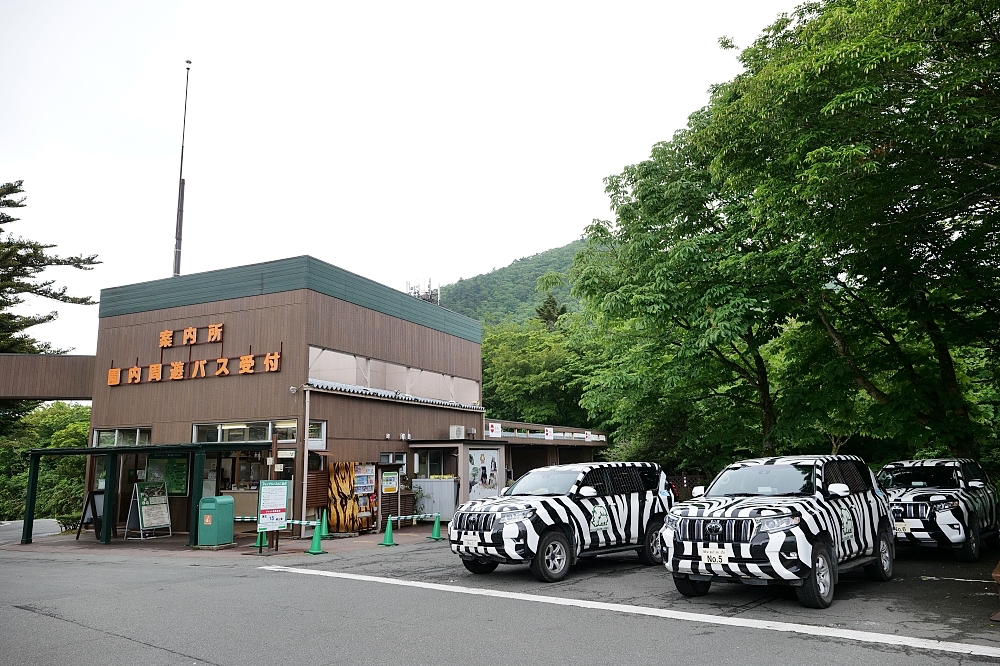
877,458,999,562
449,462,675,582
661,455,893,608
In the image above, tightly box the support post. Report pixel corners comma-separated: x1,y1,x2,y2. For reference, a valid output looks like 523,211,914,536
20,454,40,544
187,450,206,547
100,453,118,544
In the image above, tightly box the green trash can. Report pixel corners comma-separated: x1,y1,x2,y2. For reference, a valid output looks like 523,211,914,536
198,495,234,546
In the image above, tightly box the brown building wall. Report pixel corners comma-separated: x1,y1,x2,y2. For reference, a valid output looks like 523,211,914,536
309,392,483,462
91,290,309,441
0,354,96,400
306,291,480,381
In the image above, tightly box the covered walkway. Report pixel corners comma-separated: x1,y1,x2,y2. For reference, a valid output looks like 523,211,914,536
20,441,272,546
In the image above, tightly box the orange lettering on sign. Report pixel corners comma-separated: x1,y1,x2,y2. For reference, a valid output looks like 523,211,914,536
263,352,280,372
182,327,197,345
127,366,141,384
159,330,174,348
169,361,185,380
239,355,255,374
107,368,121,386
215,358,230,376
190,359,207,378
148,363,162,382
207,324,223,342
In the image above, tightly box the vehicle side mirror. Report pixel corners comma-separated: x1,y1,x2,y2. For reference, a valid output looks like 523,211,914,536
578,486,598,498
969,480,985,489
691,485,705,498
828,483,850,497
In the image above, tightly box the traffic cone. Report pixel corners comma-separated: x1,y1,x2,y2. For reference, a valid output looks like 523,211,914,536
305,520,327,555
427,513,443,541
318,509,330,540
253,530,267,548
380,515,397,546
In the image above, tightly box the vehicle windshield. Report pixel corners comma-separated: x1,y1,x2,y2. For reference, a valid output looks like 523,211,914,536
878,466,960,489
706,464,815,497
505,469,581,496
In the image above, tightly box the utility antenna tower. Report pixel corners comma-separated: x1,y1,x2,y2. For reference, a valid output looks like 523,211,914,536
172,60,192,277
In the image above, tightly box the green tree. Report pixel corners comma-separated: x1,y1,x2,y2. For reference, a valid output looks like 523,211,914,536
481,319,590,427
0,181,99,433
535,292,567,329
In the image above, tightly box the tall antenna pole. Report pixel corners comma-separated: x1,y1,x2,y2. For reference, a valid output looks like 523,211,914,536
173,60,192,277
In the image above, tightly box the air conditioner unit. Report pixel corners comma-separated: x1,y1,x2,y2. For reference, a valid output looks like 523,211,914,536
449,425,466,440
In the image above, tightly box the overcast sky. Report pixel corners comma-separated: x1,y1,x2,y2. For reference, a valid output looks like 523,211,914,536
2,1,799,355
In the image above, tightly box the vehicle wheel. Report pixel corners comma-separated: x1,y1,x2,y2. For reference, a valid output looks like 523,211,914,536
529,530,571,582
957,517,981,562
637,518,664,566
864,528,894,581
462,558,499,574
795,543,835,609
673,575,711,597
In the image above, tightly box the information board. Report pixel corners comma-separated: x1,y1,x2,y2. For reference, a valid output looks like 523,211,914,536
136,482,171,529
258,480,290,531
381,471,398,494
146,455,189,496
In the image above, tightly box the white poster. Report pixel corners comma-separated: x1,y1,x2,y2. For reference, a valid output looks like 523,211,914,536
488,422,502,438
544,427,554,440
469,449,500,500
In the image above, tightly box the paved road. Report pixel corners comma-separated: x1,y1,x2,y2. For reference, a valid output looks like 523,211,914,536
2,527,1000,665
0,519,60,546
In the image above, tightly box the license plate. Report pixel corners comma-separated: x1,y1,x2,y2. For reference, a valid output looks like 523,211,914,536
461,534,479,548
700,545,728,565
894,522,910,534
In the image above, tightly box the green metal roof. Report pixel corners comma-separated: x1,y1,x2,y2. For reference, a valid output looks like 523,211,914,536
99,256,482,343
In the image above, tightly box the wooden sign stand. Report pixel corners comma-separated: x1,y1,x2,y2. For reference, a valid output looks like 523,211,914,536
76,489,104,540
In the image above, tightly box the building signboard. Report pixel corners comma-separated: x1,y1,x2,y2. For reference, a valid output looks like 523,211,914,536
146,455,189,496
106,324,281,386
488,422,502,438
381,471,398,494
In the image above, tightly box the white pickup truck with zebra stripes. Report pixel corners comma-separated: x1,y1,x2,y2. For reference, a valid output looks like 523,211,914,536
449,462,675,582
661,455,893,608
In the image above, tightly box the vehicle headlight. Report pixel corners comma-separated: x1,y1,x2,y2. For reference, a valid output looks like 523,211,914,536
931,500,960,513
664,513,680,530
756,515,800,532
498,510,535,524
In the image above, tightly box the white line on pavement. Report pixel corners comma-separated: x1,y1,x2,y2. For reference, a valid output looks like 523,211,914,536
920,575,994,584
260,565,1000,659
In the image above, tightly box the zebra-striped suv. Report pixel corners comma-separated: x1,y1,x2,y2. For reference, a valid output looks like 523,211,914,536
877,459,999,562
449,462,675,582
661,455,893,608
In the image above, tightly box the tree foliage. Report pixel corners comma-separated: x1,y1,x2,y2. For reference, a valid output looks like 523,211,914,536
0,402,91,520
573,0,1000,471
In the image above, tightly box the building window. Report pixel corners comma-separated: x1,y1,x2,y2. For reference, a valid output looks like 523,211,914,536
93,428,151,447
193,420,325,444
380,452,406,475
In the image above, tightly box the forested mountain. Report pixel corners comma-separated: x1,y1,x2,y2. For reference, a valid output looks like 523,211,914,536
439,240,582,324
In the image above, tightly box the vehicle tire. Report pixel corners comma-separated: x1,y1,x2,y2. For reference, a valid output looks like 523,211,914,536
673,575,711,597
462,558,499,574
863,528,894,582
795,543,836,609
637,518,664,566
957,517,981,563
529,530,571,582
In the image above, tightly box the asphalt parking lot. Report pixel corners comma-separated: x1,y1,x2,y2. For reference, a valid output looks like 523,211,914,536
3,525,1000,665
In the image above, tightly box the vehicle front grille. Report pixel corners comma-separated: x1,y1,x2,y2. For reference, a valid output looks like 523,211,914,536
676,517,755,543
453,512,496,532
891,503,929,520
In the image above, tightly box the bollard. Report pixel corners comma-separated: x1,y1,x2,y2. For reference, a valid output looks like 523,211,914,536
318,509,330,540
427,513,443,541
305,520,327,556
380,515,397,546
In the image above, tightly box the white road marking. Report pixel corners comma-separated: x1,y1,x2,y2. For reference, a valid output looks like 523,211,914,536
261,565,1000,658
920,575,993,584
